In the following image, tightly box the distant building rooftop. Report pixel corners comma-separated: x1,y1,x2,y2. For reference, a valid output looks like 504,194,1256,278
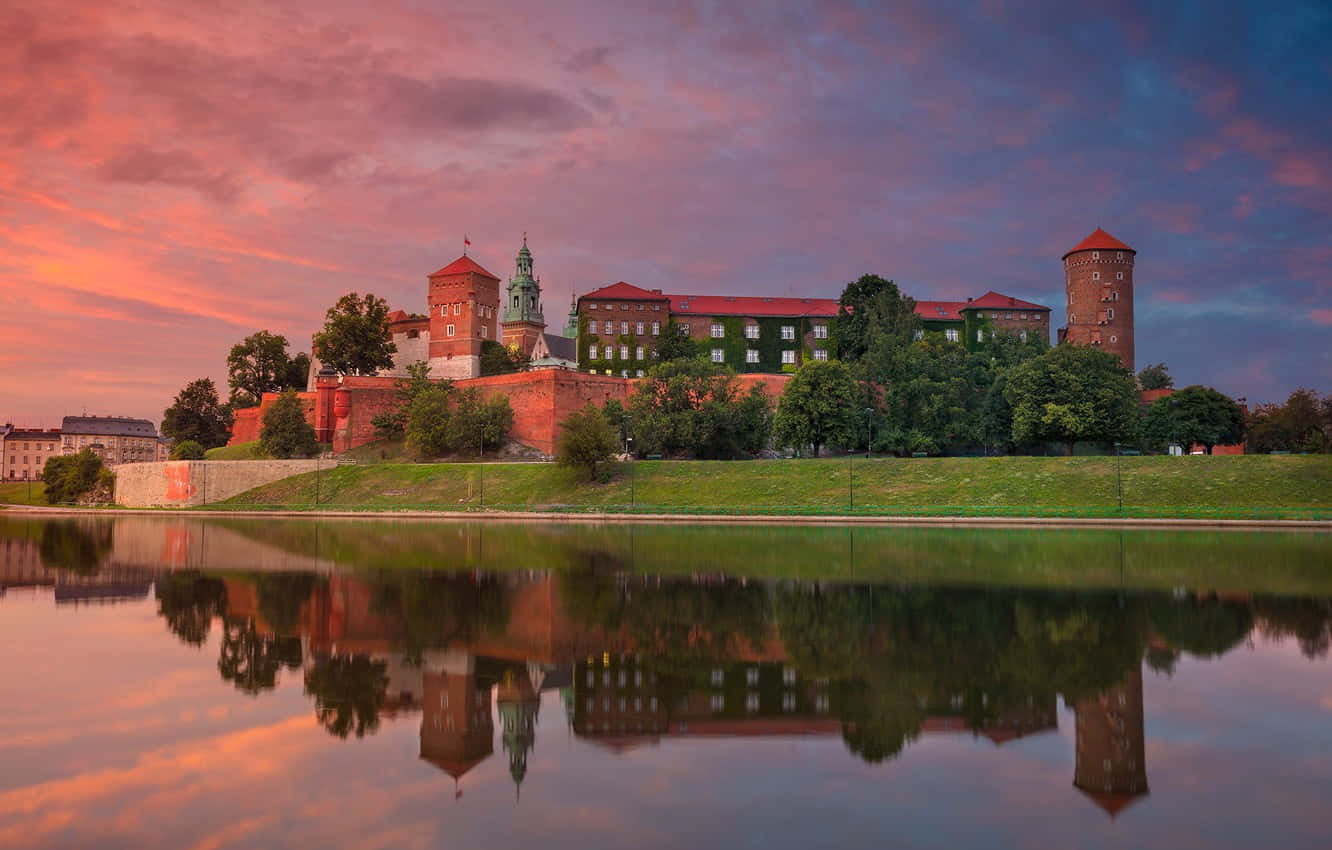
61,416,158,438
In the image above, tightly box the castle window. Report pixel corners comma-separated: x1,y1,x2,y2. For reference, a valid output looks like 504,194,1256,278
621,304,628,311
746,349,760,363
653,304,661,311
679,323,690,335
636,346,644,360
620,321,629,335
1005,312,1013,319
636,322,644,334
946,328,959,342
636,369,644,377
480,325,487,338
813,349,828,361
781,350,796,364
1117,272,1123,280
589,345,598,359
588,303,596,310
1093,272,1100,281
781,325,796,340
589,320,598,334
651,322,660,336
813,324,828,339
914,329,923,340
1070,314,1076,324
744,324,760,339
1092,251,1100,259
990,313,998,319
407,329,419,339
446,324,455,337
1112,291,1119,301
453,303,461,315
977,329,984,342
1110,335,1117,343
1116,251,1123,260
619,345,629,360
1107,308,1114,320
710,323,724,338
711,348,724,363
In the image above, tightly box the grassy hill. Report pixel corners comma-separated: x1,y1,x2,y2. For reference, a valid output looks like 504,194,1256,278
0,480,47,506
216,454,1332,519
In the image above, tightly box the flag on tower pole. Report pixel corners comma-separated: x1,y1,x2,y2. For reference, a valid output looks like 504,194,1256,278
464,235,470,255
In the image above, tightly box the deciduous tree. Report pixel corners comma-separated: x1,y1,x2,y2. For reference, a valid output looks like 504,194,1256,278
1004,345,1137,454
773,359,858,457
1142,384,1244,454
557,403,619,480
260,390,319,458
227,330,310,407
1137,362,1173,391
313,292,397,376
162,378,232,449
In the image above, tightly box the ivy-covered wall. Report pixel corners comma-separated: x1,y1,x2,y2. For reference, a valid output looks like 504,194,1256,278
581,312,835,374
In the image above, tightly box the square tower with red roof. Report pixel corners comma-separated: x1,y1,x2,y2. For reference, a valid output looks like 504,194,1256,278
427,255,501,380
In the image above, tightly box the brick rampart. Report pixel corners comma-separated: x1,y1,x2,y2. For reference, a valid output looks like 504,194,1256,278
114,460,322,507
227,392,317,446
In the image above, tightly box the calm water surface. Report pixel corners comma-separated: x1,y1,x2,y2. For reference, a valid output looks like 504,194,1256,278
1,516,1329,849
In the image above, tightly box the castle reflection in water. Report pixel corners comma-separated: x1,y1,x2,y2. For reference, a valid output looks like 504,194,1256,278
4,520,1329,821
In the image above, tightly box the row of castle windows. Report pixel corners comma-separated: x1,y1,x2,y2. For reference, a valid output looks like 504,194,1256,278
444,324,488,338
1069,291,1120,304
1091,272,1125,281
441,303,495,318
587,302,663,312
589,320,660,336
934,328,1029,343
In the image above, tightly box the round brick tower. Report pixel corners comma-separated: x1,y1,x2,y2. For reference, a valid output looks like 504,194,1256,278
1061,228,1135,373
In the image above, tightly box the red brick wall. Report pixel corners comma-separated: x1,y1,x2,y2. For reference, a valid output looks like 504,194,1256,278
428,270,500,361
226,392,317,446
1064,247,1135,372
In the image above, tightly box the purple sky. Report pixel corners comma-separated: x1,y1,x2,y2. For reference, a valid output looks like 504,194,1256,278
2,0,1329,425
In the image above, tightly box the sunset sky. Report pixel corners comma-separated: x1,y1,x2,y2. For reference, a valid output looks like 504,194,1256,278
2,0,1329,426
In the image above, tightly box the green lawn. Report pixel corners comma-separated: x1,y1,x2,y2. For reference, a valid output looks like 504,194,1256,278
204,441,266,460
217,454,1332,519
0,480,47,506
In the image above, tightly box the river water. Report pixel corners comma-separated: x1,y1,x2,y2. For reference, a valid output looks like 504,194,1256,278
1,516,1329,849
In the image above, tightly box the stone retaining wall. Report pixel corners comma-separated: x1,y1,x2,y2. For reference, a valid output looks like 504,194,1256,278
114,460,322,507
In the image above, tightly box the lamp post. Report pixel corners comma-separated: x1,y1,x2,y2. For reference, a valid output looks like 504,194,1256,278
478,422,484,510
624,415,634,511
865,407,873,459
1170,398,1179,456
849,448,854,512
1113,441,1123,515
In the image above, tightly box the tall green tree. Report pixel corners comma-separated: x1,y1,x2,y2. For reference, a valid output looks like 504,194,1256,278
1137,362,1173,391
480,340,528,376
260,390,320,458
42,450,114,504
1004,345,1137,454
653,319,698,362
833,274,919,364
404,386,453,459
227,330,310,408
627,359,772,458
312,292,397,376
1142,385,1244,454
371,362,446,439
162,377,232,449
773,359,858,457
1246,388,1329,454
557,403,620,480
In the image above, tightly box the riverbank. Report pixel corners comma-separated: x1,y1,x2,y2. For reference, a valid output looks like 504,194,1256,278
212,454,1330,520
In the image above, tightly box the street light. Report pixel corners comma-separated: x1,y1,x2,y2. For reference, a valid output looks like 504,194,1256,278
478,422,484,510
849,448,854,512
625,415,634,511
864,407,874,459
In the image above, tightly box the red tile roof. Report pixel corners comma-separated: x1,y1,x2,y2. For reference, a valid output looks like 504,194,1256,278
961,291,1051,312
915,300,968,321
580,281,669,301
429,255,499,279
669,294,840,318
1063,227,1134,259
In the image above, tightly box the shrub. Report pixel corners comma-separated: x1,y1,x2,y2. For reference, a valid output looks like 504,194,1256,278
557,404,619,480
171,440,206,460
260,390,320,458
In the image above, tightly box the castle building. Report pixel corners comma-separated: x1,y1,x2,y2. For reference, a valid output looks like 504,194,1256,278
3,428,61,479
501,236,547,358
575,283,1051,376
426,254,502,381
1059,228,1136,372
60,415,160,466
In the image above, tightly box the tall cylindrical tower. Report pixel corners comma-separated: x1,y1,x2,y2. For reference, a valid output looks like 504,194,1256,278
1061,228,1135,373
